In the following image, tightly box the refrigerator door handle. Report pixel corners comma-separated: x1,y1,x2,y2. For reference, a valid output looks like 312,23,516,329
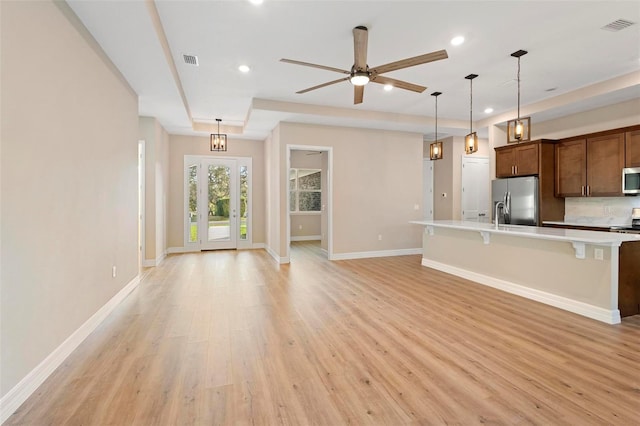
505,191,511,215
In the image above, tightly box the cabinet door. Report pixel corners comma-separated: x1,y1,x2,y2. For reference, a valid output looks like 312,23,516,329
587,133,624,196
626,130,640,168
495,148,515,177
514,144,539,176
555,139,586,197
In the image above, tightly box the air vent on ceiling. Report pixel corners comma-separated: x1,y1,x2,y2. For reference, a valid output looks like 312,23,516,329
601,19,636,32
183,54,199,66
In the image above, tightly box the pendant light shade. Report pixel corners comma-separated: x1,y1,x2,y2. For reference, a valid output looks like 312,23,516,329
210,118,227,152
507,50,531,143
429,91,443,160
464,74,478,154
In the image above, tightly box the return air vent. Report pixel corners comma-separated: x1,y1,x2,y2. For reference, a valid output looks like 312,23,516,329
601,19,636,32
183,54,199,66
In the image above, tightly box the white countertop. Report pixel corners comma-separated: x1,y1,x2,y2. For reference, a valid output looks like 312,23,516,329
411,220,640,245
542,221,613,229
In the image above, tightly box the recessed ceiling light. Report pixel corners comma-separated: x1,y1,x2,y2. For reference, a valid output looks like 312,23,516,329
484,107,494,114
451,36,465,46
238,65,250,73
248,0,264,5
384,84,393,91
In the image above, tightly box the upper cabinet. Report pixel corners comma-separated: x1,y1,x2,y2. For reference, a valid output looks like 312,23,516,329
495,139,564,223
555,132,625,197
495,140,544,177
626,129,640,168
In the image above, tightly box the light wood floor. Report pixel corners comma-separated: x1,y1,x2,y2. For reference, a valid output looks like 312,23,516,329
7,242,640,425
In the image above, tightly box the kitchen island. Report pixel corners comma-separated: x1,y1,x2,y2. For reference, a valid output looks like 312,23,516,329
411,220,640,324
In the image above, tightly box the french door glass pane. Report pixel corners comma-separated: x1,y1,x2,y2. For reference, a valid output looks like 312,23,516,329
208,165,231,241
188,164,198,243
240,165,248,240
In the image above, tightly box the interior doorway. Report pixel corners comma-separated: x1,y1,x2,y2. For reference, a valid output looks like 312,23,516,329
286,145,333,262
423,159,434,220
138,140,145,270
461,156,490,221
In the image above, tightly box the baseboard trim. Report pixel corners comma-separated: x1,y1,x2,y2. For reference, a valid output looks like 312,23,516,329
331,248,422,261
421,258,621,325
0,274,141,423
166,246,200,254
291,235,321,242
142,251,166,267
266,246,289,264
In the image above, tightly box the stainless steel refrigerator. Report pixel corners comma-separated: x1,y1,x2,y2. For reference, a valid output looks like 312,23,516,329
492,176,539,225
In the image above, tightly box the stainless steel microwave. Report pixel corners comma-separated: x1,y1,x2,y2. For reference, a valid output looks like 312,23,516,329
623,167,640,194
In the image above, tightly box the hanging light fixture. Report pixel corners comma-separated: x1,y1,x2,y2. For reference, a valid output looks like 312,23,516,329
429,91,443,160
507,49,531,143
210,118,227,152
464,74,478,154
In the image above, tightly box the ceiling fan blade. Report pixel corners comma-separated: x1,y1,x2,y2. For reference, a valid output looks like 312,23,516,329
371,75,426,93
371,49,448,75
354,85,364,104
280,58,350,75
296,77,350,94
353,26,368,70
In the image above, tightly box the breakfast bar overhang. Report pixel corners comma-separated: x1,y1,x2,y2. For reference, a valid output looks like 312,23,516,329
411,220,640,324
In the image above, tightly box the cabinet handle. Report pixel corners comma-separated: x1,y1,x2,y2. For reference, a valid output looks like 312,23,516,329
581,186,585,196
515,165,518,175
512,165,515,175
587,185,590,196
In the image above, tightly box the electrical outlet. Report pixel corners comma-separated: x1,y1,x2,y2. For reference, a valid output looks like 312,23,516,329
378,234,383,241
414,204,420,210
298,225,302,230
594,249,603,261
112,265,117,278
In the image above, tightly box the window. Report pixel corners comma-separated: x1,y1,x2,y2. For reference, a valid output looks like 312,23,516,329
289,168,321,212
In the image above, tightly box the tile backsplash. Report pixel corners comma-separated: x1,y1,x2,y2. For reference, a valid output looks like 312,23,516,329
565,197,640,225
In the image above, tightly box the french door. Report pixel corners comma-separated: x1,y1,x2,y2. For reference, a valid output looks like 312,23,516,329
186,156,251,251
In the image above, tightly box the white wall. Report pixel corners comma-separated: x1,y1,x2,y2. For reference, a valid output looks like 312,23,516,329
1,0,139,397
139,117,169,265
274,122,424,258
433,136,490,220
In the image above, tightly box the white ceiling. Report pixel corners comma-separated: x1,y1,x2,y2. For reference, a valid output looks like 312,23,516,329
67,0,640,140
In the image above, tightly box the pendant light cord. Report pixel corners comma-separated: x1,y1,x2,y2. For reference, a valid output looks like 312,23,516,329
435,96,438,142
469,78,473,133
517,57,521,121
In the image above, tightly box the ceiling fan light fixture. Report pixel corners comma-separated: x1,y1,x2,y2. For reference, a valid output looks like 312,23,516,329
350,71,370,86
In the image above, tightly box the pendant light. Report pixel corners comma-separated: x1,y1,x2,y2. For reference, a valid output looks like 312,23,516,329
429,91,443,160
210,118,227,152
464,74,478,154
507,50,531,143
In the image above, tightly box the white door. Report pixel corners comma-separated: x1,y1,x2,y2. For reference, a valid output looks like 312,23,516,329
423,159,434,220
461,156,490,221
200,158,238,250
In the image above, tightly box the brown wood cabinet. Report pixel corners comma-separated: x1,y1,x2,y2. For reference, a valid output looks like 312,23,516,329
495,142,540,177
626,129,640,168
494,139,564,224
555,133,625,197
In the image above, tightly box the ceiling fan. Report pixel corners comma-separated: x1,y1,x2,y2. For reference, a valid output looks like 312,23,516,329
280,26,448,105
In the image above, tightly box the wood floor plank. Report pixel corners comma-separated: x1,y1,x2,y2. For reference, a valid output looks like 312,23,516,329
6,241,640,425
